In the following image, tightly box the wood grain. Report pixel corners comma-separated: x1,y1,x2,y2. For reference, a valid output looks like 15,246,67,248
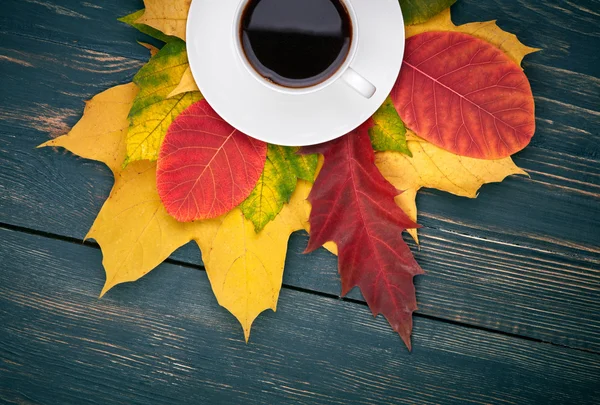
0,1,599,402
1,228,599,405
1,27,599,351
1,0,150,61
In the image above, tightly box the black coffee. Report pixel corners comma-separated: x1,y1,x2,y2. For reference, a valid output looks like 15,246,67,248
241,0,352,88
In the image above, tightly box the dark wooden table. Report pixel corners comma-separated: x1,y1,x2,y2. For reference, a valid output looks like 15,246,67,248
1,1,599,403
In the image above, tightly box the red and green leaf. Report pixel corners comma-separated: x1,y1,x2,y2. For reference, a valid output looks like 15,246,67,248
156,100,267,222
391,31,535,159
370,97,412,156
240,145,318,233
301,123,424,349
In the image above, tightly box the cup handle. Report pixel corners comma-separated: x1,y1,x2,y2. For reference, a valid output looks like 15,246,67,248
342,67,376,99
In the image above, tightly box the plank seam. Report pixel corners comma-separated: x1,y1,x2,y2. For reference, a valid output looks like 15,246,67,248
1,222,598,356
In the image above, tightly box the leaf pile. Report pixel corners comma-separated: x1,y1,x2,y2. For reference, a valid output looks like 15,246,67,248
41,0,537,349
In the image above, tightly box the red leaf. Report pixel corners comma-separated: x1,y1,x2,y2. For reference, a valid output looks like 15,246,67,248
301,123,425,349
392,31,535,159
156,100,267,222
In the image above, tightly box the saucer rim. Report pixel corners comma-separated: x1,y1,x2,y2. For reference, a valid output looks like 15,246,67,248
186,0,405,147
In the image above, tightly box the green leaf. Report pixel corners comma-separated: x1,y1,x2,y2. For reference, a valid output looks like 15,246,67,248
369,97,412,156
126,39,202,164
118,9,175,43
241,145,318,232
399,0,457,25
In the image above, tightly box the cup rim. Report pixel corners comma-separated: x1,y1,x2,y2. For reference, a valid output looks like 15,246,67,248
232,0,359,95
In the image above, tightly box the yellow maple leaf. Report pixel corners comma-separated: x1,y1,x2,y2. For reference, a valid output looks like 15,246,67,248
85,161,221,297
376,133,527,243
40,84,205,295
40,83,311,341
136,0,191,41
168,66,200,98
39,83,138,173
406,8,540,67
198,181,312,341
91,170,310,339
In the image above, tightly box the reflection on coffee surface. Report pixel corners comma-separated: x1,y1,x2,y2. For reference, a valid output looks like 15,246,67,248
241,0,352,88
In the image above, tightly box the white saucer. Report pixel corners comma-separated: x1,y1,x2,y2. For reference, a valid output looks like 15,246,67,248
186,0,405,146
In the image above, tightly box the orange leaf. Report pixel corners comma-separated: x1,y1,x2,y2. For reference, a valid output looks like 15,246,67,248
392,31,535,159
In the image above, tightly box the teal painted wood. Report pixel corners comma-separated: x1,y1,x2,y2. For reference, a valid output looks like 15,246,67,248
1,0,151,61
1,228,599,405
0,0,599,353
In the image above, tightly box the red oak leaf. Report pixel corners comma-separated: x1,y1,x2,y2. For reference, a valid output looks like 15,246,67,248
392,31,535,159
301,123,425,349
156,100,267,222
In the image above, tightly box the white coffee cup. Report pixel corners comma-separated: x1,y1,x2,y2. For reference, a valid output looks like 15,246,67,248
231,0,377,98
186,0,405,145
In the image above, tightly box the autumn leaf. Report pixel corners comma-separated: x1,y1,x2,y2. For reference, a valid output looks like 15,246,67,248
119,9,175,43
156,100,267,222
41,84,311,341
199,181,312,341
168,67,200,98
40,84,207,295
383,8,537,241
240,144,318,233
83,153,307,342
90,161,224,297
301,123,424,349
405,8,540,67
39,83,204,295
391,31,535,159
370,97,412,156
399,0,457,25
39,83,138,173
126,39,202,164
376,132,527,243
136,0,191,41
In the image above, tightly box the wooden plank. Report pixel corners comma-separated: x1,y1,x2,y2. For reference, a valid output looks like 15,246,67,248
3,0,599,80
0,32,599,351
1,0,151,61
2,0,600,160
416,146,600,257
453,0,600,78
285,228,600,351
1,228,599,405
